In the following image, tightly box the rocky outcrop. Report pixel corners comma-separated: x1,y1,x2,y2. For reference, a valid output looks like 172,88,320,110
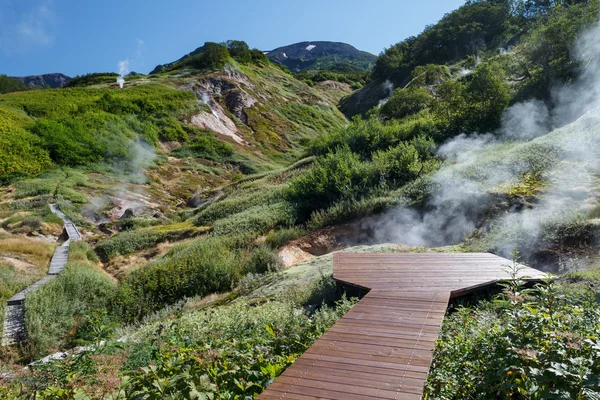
187,74,259,144
225,91,256,124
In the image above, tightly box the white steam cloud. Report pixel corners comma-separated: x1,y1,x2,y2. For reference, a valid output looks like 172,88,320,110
378,80,395,107
117,60,129,89
359,19,600,270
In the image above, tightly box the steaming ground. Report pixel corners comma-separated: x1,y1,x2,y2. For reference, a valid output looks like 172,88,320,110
352,20,600,271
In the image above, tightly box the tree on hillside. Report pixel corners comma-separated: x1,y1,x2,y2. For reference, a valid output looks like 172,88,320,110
374,0,516,83
430,63,509,134
465,63,510,131
187,42,230,70
226,40,252,64
380,87,433,120
517,0,598,98
0,75,28,94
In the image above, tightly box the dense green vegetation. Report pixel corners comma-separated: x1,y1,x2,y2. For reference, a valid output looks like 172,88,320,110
155,40,270,75
0,75,29,94
64,73,120,88
0,84,200,176
1,274,354,399
296,70,370,89
343,0,599,116
425,262,600,399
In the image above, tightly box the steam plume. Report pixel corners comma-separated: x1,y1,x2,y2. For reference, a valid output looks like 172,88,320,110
117,59,129,89
360,19,600,270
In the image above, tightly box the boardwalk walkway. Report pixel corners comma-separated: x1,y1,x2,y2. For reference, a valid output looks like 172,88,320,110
258,252,547,400
2,204,81,346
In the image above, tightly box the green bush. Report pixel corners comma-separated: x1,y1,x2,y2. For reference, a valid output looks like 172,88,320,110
289,137,437,219
95,227,194,261
265,227,307,249
24,243,117,356
288,147,372,216
226,40,252,64
22,215,42,229
426,273,600,399
64,73,119,88
212,202,295,237
307,115,440,158
182,42,231,71
245,244,281,274
172,133,235,161
0,83,198,176
113,237,243,322
0,75,28,94
380,87,433,120
194,185,283,226
117,297,356,399
9,195,53,210
0,131,53,176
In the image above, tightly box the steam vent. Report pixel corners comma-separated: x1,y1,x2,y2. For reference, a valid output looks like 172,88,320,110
258,252,547,400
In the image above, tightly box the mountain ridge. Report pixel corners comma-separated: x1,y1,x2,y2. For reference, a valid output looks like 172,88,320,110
12,73,71,88
266,41,376,73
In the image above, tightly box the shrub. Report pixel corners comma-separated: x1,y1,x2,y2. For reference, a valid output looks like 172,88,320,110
245,244,281,274
172,133,235,161
380,87,433,120
194,185,283,226
24,243,117,356
113,237,243,322
265,227,307,249
226,40,252,64
183,42,231,70
22,215,42,229
9,195,53,210
288,147,372,216
289,138,437,219
212,202,295,237
0,131,53,176
0,83,198,176
95,227,195,261
426,274,600,399
64,73,119,88
117,297,356,399
307,115,440,158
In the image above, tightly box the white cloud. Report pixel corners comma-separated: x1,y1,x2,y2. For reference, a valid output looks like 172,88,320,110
0,0,56,55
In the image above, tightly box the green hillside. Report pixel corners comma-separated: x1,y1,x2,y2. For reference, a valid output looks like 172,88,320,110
2,1,600,398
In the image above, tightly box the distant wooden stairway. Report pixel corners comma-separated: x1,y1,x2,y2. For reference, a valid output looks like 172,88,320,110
258,252,547,400
1,204,82,346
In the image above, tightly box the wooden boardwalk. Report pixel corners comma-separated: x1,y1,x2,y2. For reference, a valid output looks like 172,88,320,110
2,204,81,346
258,252,547,400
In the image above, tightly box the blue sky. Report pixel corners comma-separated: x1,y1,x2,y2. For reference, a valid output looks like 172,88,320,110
0,0,466,77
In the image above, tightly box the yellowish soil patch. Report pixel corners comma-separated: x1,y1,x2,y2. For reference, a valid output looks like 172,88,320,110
0,236,55,271
0,256,39,274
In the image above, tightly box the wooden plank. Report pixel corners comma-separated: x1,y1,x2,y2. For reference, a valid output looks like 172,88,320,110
258,253,547,400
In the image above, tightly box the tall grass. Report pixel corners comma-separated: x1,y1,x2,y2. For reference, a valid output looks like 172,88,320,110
0,237,55,269
24,242,117,356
